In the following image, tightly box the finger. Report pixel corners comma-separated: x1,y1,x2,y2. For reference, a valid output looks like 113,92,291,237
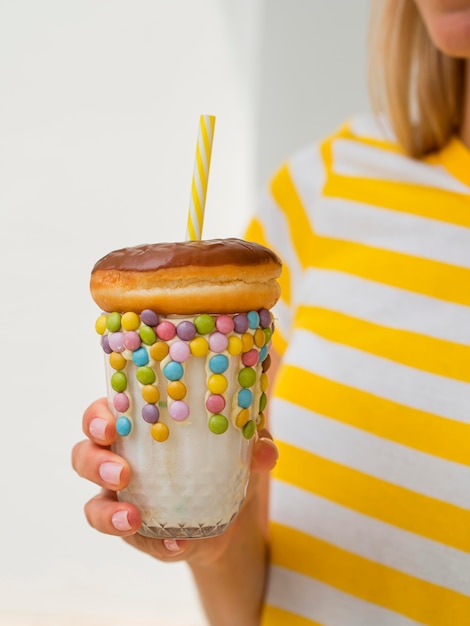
71,439,131,490
84,490,141,536
251,435,279,472
83,397,116,445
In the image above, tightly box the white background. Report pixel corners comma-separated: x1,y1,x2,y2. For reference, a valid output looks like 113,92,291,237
0,1,369,624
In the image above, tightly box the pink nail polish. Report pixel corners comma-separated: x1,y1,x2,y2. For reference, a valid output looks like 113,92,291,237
89,417,108,441
99,461,123,485
163,539,185,554
112,510,132,532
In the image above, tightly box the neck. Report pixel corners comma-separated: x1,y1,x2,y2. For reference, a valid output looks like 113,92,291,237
460,60,470,148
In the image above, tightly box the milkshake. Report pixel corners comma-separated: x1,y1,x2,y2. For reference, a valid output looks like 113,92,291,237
90,238,281,538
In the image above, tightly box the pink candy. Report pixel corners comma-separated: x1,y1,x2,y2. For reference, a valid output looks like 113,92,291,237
169,400,190,421
242,349,258,367
206,394,226,413
209,332,229,353
113,392,129,412
216,314,235,334
123,331,141,351
169,341,190,362
156,321,176,341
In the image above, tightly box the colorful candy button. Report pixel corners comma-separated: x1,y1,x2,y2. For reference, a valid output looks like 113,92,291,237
216,314,235,334
109,351,126,371
206,394,225,413
209,354,229,374
242,420,256,439
241,333,254,352
140,309,159,327
247,310,260,329
121,311,141,331
106,312,122,332
113,392,129,412
194,314,215,335
257,412,266,430
108,332,125,352
176,320,197,341
140,324,157,345
116,416,132,436
262,354,271,372
142,403,160,424
95,315,107,335
163,361,184,381
209,332,229,353
233,314,249,334
169,341,190,363
167,380,187,400
263,327,272,344
238,367,256,388
150,341,169,361
254,328,266,348
189,336,209,357
156,321,176,341
132,346,149,366
208,374,228,394
142,384,160,404
151,422,169,442
208,413,229,434
235,408,250,428
258,345,268,363
101,335,112,354
259,392,267,412
136,366,156,385
169,400,190,421
241,349,258,367
260,372,269,392
111,371,127,392
259,308,272,328
227,336,243,356
237,388,253,408
123,331,141,351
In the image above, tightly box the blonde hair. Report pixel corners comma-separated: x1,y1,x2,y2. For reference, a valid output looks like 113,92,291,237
369,0,465,157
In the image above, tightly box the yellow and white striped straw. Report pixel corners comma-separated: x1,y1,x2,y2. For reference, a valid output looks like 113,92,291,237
186,114,216,241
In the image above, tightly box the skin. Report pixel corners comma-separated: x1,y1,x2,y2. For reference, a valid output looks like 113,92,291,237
72,4,470,624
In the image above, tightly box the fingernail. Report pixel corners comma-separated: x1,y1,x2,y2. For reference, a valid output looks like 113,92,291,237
163,539,185,554
99,461,123,485
112,510,132,532
89,418,108,442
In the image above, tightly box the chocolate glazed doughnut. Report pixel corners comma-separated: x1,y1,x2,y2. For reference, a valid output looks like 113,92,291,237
90,238,282,314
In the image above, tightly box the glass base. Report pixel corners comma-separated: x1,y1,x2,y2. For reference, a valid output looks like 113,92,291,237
138,516,236,539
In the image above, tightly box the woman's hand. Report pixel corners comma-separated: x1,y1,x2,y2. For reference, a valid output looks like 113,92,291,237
71,397,278,566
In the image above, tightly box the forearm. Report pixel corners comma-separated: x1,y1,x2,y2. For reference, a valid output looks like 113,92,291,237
189,476,270,626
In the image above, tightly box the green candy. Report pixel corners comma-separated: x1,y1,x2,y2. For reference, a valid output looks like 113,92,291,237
259,392,267,412
140,324,157,345
208,413,229,434
106,312,122,332
238,367,256,388
242,420,256,440
194,314,215,335
136,366,156,385
111,371,127,392
263,327,272,344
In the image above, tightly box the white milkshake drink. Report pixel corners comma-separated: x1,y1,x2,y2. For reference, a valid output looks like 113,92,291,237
91,239,281,539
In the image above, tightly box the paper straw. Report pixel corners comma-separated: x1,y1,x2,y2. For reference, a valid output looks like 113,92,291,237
186,114,216,240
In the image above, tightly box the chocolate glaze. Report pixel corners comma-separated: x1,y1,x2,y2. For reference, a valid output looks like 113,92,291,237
92,238,281,272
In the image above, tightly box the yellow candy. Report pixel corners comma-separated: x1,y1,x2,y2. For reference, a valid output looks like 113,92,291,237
236,408,250,428
254,328,266,348
227,335,243,356
109,352,126,370
260,373,269,392
150,341,169,361
95,315,107,335
208,374,228,394
190,336,209,357
241,332,254,353
257,411,266,430
142,384,160,404
151,422,169,442
167,381,187,400
121,311,141,331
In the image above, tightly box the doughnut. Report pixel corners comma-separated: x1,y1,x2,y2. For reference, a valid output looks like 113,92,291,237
90,238,282,315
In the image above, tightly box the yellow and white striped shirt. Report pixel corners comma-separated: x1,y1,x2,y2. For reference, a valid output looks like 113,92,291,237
246,116,470,626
